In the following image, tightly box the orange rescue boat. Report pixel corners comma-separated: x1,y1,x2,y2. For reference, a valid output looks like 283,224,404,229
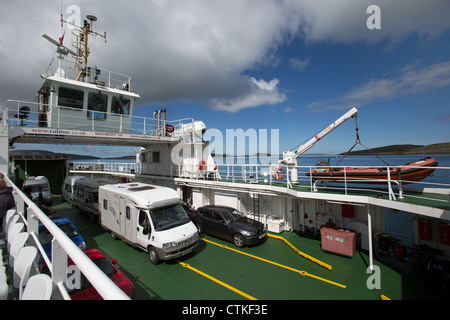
306,157,438,185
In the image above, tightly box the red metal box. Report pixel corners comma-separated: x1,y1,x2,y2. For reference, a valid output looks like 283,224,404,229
321,227,356,257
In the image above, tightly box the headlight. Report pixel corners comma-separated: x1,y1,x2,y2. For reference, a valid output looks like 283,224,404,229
163,242,177,250
79,241,87,250
193,232,199,241
242,230,254,237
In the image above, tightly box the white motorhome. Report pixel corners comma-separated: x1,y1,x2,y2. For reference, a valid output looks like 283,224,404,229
73,178,111,221
62,175,85,204
99,182,199,264
22,176,52,206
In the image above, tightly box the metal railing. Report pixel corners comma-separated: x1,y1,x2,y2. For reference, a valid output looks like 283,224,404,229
45,56,133,91
69,161,450,208
3,174,130,300
6,99,194,137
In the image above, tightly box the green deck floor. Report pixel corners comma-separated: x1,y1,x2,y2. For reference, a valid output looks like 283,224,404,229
50,197,448,300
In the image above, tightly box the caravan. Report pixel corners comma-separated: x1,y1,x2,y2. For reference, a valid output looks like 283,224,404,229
99,182,199,264
73,178,111,221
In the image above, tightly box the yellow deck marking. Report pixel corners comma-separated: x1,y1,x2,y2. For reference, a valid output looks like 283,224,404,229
201,238,346,289
267,233,333,270
178,261,257,300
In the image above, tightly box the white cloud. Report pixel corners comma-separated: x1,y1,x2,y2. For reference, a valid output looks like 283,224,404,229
307,60,450,112
0,0,449,112
289,57,310,71
208,77,286,113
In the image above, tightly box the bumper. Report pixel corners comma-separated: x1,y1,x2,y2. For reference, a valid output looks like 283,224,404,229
244,232,267,246
156,240,199,261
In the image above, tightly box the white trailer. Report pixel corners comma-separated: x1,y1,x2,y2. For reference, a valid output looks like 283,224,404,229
99,182,199,264
73,178,111,221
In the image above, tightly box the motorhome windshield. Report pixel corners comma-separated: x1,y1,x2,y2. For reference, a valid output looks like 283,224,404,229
150,204,190,231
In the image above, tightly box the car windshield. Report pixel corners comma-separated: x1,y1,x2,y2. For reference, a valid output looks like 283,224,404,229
150,204,190,231
23,183,49,193
222,209,246,223
39,222,79,246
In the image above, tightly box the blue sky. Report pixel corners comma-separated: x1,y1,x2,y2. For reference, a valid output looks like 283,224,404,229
1,1,449,158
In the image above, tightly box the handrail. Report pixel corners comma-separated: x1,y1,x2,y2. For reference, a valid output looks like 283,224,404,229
3,174,130,300
6,99,194,138
68,161,450,208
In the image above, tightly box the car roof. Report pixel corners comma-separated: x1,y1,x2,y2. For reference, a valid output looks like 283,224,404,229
39,216,71,227
199,205,235,211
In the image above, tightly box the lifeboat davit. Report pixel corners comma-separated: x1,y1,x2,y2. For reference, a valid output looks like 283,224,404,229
306,157,438,185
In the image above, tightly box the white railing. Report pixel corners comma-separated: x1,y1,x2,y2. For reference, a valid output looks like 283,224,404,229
3,174,130,300
45,56,133,92
6,99,194,137
69,161,450,207
69,161,140,175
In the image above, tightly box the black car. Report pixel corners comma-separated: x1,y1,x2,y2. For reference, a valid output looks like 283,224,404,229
192,205,266,247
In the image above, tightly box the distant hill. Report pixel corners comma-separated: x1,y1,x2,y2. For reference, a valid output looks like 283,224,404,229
346,142,450,155
10,150,100,160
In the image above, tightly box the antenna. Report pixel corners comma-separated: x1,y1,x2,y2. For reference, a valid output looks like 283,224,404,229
59,12,107,82
41,33,77,56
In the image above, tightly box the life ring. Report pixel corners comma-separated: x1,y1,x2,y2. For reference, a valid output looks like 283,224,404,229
272,167,284,180
165,124,174,133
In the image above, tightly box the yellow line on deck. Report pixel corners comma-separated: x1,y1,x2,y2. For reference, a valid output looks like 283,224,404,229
201,238,346,289
267,233,333,270
178,261,257,300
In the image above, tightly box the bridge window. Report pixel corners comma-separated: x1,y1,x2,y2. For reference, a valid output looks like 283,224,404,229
88,92,108,120
111,96,130,116
58,87,84,110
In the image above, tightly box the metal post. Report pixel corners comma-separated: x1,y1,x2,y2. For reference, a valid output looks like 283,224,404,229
367,205,374,271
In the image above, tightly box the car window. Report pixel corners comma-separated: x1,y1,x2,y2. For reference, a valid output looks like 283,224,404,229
200,209,212,219
212,212,224,223
138,210,150,228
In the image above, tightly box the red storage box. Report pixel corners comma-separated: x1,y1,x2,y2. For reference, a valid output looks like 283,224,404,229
321,227,356,257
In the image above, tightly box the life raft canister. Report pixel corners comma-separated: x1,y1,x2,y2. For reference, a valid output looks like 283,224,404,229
272,167,284,180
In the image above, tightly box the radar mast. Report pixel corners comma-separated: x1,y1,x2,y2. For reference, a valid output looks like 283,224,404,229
60,12,107,82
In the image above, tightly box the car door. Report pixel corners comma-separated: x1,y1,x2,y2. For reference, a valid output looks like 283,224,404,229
198,208,216,236
210,210,234,241
136,210,152,250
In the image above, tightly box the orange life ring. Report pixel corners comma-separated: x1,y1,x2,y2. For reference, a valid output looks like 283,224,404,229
272,167,284,180
165,124,174,133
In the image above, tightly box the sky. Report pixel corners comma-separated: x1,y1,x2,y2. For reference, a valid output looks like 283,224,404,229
1,0,449,158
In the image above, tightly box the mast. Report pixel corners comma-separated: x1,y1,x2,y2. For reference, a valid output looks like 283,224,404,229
60,13,107,82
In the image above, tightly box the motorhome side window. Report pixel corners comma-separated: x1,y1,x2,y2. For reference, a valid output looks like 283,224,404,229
76,185,84,197
111,96,130,116
87,92,107,120
103,199,107,210
58,87,84,110
138,210,150,228
126,207,131,220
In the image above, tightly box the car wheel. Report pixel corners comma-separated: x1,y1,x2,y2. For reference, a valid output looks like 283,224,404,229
148,246,161,265
233,233,246,248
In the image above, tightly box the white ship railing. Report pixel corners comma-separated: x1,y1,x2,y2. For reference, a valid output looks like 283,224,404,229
69,161,450,207
45,56,133,92
68,161,140,176
3,174,130,300
6,99,193,137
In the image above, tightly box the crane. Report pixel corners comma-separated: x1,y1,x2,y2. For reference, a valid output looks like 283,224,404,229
279,107,358,184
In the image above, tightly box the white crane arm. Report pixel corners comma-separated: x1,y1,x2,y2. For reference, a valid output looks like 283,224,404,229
281,107,358,165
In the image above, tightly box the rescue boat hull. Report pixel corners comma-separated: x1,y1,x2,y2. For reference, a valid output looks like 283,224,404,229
306,157,438,185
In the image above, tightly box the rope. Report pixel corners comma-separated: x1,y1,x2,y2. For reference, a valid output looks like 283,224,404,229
336,114,389,166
